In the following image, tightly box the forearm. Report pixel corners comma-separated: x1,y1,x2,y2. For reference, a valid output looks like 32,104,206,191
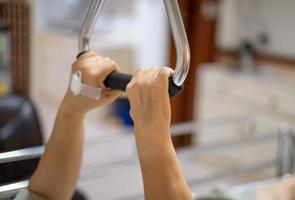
27,52,122,199
29,96,85,200
135,125,192,200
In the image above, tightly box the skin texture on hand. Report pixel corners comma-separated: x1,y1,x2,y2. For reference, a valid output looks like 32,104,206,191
28,52,122,200
127,67,172,128
127,67,192,200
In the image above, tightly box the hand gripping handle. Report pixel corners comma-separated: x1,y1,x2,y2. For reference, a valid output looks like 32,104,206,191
78,0,190,97
103,72,183,97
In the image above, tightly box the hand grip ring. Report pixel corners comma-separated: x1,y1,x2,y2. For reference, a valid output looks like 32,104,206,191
78,0,190,97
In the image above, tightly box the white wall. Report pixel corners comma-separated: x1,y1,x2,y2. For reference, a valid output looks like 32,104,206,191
217,0,295,58
133,0,169,68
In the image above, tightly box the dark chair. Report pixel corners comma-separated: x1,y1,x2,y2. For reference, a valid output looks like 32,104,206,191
0,95,43,185
0,95,87,200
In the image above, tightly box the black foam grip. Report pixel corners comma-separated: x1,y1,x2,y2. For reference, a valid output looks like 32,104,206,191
104,72,132,92
104,72,183,97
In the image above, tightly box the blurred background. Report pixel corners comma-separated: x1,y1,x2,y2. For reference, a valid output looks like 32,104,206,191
1,0,295,199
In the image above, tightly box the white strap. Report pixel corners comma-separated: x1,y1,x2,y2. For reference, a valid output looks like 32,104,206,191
70,71,102,100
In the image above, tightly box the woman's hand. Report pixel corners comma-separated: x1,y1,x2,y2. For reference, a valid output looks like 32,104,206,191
29,52,123,200
126,67,173,154
126,67,192,200
62,52,123,116
126,67,172,130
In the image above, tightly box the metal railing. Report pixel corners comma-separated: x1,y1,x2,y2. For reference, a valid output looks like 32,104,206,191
0,120,294,198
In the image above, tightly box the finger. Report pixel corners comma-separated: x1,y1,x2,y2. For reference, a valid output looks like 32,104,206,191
133,68,146,78
163,66,174,74
100,90,123,104
73,58,119,86
155,67,172,84
140,67,160,85
72,57,104,73
105,58,120,72
127,68,144,88
159,67,173,78
151,67,162,81
72,57,107,75
104,57,120,72
133,68,148,82
94,60,120,84
126,69,144,99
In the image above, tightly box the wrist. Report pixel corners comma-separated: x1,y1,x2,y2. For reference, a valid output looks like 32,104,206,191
59,93,86,121
58,103,85,121
133,118,170,131
63,90,88,114
134,123,171,141
137,138,175,163
134,125,174,160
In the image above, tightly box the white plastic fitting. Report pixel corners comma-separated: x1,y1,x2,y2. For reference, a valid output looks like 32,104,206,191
70,71,102,100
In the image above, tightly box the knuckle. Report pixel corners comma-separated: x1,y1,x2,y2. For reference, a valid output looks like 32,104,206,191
126,83,134,92
164,66,174,73
158,68,168,77
110,63,117,71
155,69,169,84
104,60,116,70
130,81,138,90
113,62,120,71
135,80,144,87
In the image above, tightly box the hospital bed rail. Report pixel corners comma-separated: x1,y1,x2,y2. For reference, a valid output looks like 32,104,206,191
0,115,256,164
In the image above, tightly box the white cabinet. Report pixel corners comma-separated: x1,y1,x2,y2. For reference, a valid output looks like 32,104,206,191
197,64,295,144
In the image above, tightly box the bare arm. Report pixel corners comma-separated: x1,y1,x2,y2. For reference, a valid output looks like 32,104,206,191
28,98,84,200
126,67,192,200
28,52,122,200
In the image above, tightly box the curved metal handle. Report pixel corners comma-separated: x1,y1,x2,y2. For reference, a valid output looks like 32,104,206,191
163,0,190,87
79,0,105,53
79,0,190,95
